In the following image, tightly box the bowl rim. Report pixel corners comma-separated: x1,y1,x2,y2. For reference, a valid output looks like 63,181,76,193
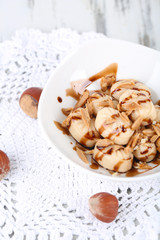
38,37,160,182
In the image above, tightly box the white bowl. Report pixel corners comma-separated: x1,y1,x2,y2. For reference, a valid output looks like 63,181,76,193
38,38,160,181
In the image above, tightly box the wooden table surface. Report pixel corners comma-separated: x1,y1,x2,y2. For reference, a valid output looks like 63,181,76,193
0,0,160,50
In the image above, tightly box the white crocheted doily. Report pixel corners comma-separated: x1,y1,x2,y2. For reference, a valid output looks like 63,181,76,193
0,29,160,240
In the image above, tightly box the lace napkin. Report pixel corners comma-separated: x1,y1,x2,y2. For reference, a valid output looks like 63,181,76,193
0,29,160,240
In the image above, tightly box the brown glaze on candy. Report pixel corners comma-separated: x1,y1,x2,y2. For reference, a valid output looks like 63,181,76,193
138,152,156,162
132,87,150,95
138,99,151,104
120,95,133,104
140,148,151,155
80,131,97,147
111,88,121,95
105,147,113,155
79,137,88,146
120,96,150,107
107,126,127,139
112,113,120,119
113,161,123,172
98,111,128,139
143,119,152,124
19,87,43,118
0,150,10,180
95,152,104,162
99,125,106,135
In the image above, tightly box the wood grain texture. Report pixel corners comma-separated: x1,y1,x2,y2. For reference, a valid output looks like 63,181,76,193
0,0,160,50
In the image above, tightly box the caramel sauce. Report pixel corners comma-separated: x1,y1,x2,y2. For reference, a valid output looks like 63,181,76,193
138,157,149,161
120,95,133,105
57,96,62,103
156,100,160,106
138,99,151,104
57,79,159,177
143,118,152,124
126,168,147,177
103,147,124,155
108,127,121,138
113,161,123,172
99,114,120,135
122,125,127,133
86,131,96,139
99,125,106,135
66,88,80,100
132,87,150,95
140,149,150,155
111,88,121,95
73,146,77,151
120,97,150,107
112,113,120,119
137,93,146,97
100,125,127,139
54,121,70,136
90,162,99,169
67,116,82,130
112,86,150,97
105,147,113,155
151,158,160,165
120,101,125,105
126,158,160,177
139,152,156,161
79,138,87,147
95,152,103,162
80,131,96,146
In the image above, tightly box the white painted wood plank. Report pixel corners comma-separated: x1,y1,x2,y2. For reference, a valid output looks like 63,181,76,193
0,0,159,50
101,0,160,49
0,0,31,41
50,0,95,31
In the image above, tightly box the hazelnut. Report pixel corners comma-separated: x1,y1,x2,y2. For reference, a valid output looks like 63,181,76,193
156,100,160,106
19,87,43,118
0,150,10,180
88,192,119,223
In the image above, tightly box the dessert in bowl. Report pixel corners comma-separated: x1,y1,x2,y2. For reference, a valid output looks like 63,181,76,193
38,38,160,181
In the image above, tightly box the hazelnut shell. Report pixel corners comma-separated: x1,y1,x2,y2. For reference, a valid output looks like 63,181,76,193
0,150,10,180
19,87,42,118
89,192,119,223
